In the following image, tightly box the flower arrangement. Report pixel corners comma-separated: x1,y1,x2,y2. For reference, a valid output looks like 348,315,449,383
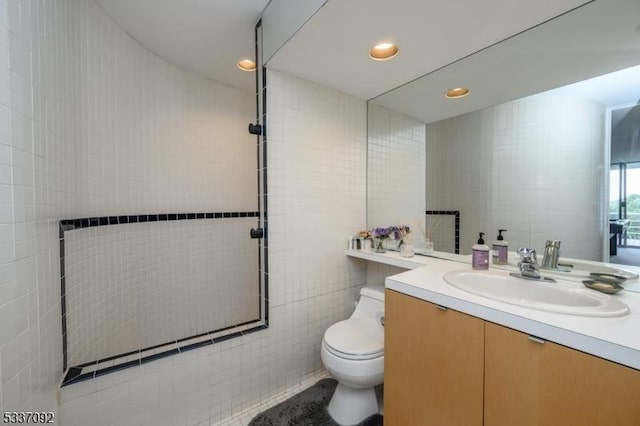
367,225,412,252
358,230,372,240
388,225,411,245
371,227,391,240
370,227,391,252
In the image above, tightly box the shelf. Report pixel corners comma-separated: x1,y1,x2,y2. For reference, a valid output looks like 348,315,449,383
345,249,469,269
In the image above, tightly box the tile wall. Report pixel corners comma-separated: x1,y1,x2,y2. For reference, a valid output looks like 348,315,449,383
367,104,426,247
0,0,328,424
265,68,368,392
1,0,62,415
2,0,369,423
0,0,369,423
55,70,368,425
64,218,259,367
426,95,605,259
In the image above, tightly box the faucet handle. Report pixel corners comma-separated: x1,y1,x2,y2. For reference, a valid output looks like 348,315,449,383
517,247,537,264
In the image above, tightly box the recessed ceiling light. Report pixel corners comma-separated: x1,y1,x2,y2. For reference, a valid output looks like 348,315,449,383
369,43,399,61
237,59,256,72
445,87,470,99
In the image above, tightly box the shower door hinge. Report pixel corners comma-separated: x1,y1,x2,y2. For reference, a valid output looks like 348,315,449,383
248,123,263,135
250,228,264,239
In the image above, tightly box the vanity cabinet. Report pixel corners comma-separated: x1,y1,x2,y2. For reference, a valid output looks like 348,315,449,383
384,289,484,425
385,290,640,426
484,322,640,426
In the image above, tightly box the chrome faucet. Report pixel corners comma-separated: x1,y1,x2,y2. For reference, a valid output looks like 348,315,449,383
541,240,561,269
510,247,556,282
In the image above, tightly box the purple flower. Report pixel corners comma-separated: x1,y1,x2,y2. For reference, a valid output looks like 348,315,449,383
389,225,411,241
371,227,390,239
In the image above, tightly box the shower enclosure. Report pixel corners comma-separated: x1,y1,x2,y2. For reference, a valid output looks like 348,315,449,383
59,20,268,385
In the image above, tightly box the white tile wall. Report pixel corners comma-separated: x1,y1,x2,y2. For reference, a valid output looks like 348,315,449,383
0,0,61,416
264,68,368,382
56,70,367,425
426,95,605,259
64,219,259,367
2,0,368,422
367,104,426,247
0,0,327,424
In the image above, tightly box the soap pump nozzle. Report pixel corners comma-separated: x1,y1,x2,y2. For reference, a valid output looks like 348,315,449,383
477,232,485,244
497,229,507,240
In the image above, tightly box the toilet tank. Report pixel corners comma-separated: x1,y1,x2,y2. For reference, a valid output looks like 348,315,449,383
352,284,385,319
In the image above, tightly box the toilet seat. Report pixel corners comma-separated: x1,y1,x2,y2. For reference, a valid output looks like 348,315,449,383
323,318,383,361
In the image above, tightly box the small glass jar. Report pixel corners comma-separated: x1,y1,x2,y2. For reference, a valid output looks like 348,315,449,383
400,242,414,258
424,238,434,254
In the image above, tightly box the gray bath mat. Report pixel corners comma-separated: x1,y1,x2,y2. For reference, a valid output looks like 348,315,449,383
248,378,383,426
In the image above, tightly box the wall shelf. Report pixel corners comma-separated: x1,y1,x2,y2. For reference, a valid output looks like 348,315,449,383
345,249,469,270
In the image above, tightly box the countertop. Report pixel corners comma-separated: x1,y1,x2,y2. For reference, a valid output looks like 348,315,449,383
347,249,640,370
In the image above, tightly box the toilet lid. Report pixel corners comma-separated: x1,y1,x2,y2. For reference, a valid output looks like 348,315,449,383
324,318,384,360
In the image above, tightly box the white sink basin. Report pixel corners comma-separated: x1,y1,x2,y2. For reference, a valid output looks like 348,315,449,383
443,269,629,317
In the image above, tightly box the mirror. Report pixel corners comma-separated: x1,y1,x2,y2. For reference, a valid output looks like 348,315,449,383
367,0,640,262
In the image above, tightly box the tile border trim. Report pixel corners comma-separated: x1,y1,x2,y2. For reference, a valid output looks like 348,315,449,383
425,210,461,254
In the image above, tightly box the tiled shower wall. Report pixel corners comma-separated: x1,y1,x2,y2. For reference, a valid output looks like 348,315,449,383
64,218,259,367
2,0,267,420
426,94,605,260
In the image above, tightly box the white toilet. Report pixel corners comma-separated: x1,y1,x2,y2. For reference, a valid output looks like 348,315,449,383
321,284,385,425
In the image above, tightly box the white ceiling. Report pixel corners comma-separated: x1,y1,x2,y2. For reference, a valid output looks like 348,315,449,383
95,0,268,92
266,0,590,100
95,0,589,98
95,0,639,118
370,0,640,124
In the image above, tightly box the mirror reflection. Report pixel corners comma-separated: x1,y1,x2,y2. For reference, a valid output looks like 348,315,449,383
367,0,640,265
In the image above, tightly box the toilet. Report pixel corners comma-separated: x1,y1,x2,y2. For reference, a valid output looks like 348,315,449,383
321,284,385,425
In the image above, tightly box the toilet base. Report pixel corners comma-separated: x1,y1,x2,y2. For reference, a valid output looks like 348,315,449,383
327,383,379,426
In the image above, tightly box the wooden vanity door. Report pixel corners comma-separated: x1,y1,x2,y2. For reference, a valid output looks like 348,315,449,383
385,290,484,426
484,321,640,426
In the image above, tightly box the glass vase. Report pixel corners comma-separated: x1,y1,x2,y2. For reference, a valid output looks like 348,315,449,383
424,238,434,254
400,242,414,257
374,238,387,253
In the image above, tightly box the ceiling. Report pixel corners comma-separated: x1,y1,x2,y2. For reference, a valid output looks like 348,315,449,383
370,0,640,124
95,0,268,92
266,0,590,100
95,0,591,98
95,0,639,116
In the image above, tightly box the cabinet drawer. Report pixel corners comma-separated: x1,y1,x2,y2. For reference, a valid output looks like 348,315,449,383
485,322,640,426
385,290,484,426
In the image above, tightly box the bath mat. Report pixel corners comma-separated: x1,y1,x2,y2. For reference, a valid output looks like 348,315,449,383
248,378,383,426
